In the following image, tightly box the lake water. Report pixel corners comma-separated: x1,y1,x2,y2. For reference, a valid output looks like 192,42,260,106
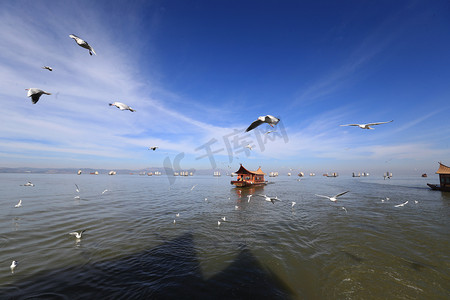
0,173,449,299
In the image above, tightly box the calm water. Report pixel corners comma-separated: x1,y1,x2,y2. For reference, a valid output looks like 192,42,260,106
0,173,449,299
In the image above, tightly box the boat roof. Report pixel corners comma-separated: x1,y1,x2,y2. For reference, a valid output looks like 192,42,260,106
235,164,266,175
436,162,450,174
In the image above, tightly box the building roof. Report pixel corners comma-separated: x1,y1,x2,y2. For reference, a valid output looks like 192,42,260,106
436,162,450,174
235,164,266,175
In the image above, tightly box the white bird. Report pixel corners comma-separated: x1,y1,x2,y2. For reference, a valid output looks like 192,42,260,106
74,195,80,199
341,206,348,213
221,216,226,221
246,115,280,132
102,189,108,194
205,197,208,201
315,191,349,202
191,184,198,191
148,146,158,151
245,144,253,150
176,213,180,217
247,194,253,202
291,201,296,208
381,197,390,203
394,200,408,207
25,88,51,104
75,184,80,193
10,261,17,273
258,194,281,204
173,219,176,224
22,181,34,186
265,130,276,135
42,66,53,71
340,120,393,130
14,200,22,208
217,220,221,226
69,230,86,239
109,102,135,112
414,200,419,204
69,34,96,55
235,205,239,210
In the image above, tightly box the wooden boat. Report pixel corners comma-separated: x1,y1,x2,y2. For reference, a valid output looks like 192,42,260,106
231,164,267,187
427,162,450,191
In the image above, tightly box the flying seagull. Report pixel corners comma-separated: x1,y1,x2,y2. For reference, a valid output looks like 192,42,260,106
258,194,281,204
26,88,51,104
394,200,408,207
246,115,280,132
75,184,80,193
340,120,393,130
14,200,22,208
315,191,349,202
10,261,18,273
22,181,35,186
245,144,253,150
42,66,53,71
69,230,86,239
148,146,158,151
109,102,135,112
69,34,96,55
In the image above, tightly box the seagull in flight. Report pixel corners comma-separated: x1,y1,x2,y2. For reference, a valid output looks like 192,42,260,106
247,194,253,202
265,130,276,135
22,181,35,186
245,144,253,150
394,200,408,207
10,261,18,273
246,115,280,132
69,230,86,239
102,189,108,194
258,194,281,204
340,120,393,130
14,200,22,208
291,201,296,208
26,88,51,104
148,146,158,151
221,216,227,221
191,184,198,191
109,102,135,112
75,184,80,193
42,66,53,71
69,34,96,55
315,191,349,202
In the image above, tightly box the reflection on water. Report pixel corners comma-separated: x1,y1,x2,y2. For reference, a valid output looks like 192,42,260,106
0,174,449,299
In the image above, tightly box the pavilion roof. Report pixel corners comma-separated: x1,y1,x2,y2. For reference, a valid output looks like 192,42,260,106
436,162,450,174
235,164,266,175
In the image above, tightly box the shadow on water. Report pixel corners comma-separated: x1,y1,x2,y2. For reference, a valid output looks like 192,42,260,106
1,233,294,300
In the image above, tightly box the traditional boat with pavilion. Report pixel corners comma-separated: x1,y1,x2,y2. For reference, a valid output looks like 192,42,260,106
231,164,267,187
427,162,450,192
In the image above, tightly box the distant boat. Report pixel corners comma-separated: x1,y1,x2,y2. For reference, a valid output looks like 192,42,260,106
383,172,392,180
109,171,116,175
214,171,221,177
352,172,361,177
231,164,267,187
287,172,291,176
327,172,339,177
154,171,161,176
309,173,315,176
421,173,427,178
147,172,153,176
90,171,98,175
77,170,82,175
269,172,278,177
298,172,304,177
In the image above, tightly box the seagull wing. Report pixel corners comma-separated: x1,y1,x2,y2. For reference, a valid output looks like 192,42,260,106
335,191,350,198
366,120,393,126
315,194,331,199
31,93,41,104
246,119,264,132
340,124,360,127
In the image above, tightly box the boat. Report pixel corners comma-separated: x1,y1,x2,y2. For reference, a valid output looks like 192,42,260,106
327,172,339,177
77,170,82,175
383,172,392,180
352,172,361,177
298,172,304,177
231,164,267,187
213,171,221,177
269,172,278,177
421,173,427,178
147,172,153,176
427,162,450,191
108,171,116,175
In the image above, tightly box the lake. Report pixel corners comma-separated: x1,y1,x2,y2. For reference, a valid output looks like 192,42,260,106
0,173,449,299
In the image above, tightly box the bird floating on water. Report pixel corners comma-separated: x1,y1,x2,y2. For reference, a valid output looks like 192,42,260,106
14,200,22,208
69,34,96,56
291,201,296,208
42,66,52,71
340,120,393,130
109,102,135,112
69,230,86,239
148,146,158,151
10,261,17,273
26,88,51,104
315,191,349,202
246,115,280,132
176,213,180,217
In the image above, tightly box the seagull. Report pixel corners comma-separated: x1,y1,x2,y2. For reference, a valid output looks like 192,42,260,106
315,191,349,202
69,34,96,55
10,261,17,273
414,200,419,204
74,195,80,199
341,207,348,213
176,213,180,217
246,115,280,132
247,194,253,202
14,200,22,208
109,102,135,112
25,88,51,104
258,194,281,204
102,189,108,194
148,146,158,151
75,184,80,193
191,184,198,191
22,181,34,186
245,144,253,150
173,219,176,224
42,66,53,71
340,120,393,130
221,216,226,221
291,201,296,208
381,197,390,203
217,220,221,226
265,130,276,135
394,200,408,207
235,205,239,210
69,230,86,239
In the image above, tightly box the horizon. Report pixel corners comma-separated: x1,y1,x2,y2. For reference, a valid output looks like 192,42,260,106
1,1,449,174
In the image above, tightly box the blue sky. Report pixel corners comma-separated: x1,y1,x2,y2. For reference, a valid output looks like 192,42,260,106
0,0,449,175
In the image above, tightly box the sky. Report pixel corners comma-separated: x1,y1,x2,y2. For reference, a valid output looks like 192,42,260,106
0,0,449,175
